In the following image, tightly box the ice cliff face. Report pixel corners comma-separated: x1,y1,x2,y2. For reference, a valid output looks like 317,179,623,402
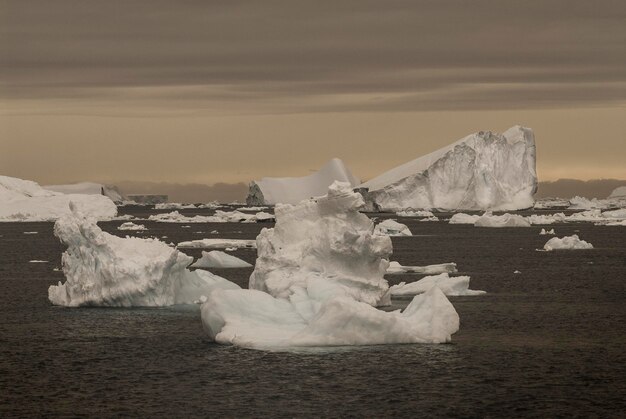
246,158,360,205
359,126,537,211
202,182,460,349
0,175,117,221
44,182,125,204
49,204,239,307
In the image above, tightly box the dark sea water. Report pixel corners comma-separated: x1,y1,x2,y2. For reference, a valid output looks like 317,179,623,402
1,207,625,417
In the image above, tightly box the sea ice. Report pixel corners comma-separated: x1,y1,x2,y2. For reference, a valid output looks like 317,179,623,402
117,222,147,231
474,212,531,228
44,182,125,204
177,238,257,249
0,175,117,221
540,228,555,235
543,234,594,251
247,158,360,205
190,251,253,269
386,261,457,275
358,126,537,211
448,213,481,224
396,210,435,217
374,219,413,236
48,204,240,307
389,273,485,297
155,203,197,209
201,182,460,349
149,210,274,223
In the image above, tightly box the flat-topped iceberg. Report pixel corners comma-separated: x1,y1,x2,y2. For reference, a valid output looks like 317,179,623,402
149,210,274,223
201,181,460,349
190,251,252,269
359,126,537,211
48,204,239,307
44,182,125,204
1,175,117,221
390,273,485,297
246,158,360,205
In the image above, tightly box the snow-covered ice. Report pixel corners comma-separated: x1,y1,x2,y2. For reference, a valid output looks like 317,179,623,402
29,260,48,263
396,210,435,217
177,238,257,249
247,158,360,205
389,273,485,297
201,181,460,349
474,212,531,228
0,175,117,221
190,251,253,269
48,204,239,307
359,126,537,211
44,182,125,204
374,219,413,236
540,228,555,235
155,203,197,210
543,235,594,251
449,213,481,224
386,261,457,275
149,210,274,223
117,222,147,231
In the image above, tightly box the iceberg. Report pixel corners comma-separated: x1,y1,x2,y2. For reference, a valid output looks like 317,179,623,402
48,204,239,307
190,251,253,269
389,273,485,297
0,175,117,221
474,212,531,228
386,261,457,275
359,126,537,211
177,238,257,249
201,181,460,349
543,235,593,251
117,222,147,231
246,158,360,205
608,186,626,199
539,228,555,235
374,219,413,236
149,210,274,223
44,182,125,204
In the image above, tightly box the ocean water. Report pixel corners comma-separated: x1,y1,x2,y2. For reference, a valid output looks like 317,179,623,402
1,208,625,417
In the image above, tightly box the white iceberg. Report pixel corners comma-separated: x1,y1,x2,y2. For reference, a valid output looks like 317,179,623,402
608,186,626,199
386,261,458,275
533,198,570,209
389,273,485,297
374,219,413,236
449,213,481,224
149,210,274,223
201,181,459,349
154,203,197,209
246,158,360,205
543,234,593,251
177,238,257,249
474,212,531,228
539,228,555,235
190,251,252,269
0,175,117,222
117,222,147,231
396,210,435,217
48,204,239,307
44,182,125,204
359,126,537,211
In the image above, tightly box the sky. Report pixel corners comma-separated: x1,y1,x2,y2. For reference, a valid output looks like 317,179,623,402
1,0,625,194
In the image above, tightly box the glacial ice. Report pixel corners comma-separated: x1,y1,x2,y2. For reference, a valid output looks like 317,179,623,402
44,182,125,204
543,235,593,251
374,219,413,236
201,181,460,348
540,228,555,235
246,158,360,205
449,213,481,224
117,222,147,231
149,210,274,223
48,204,239,307
358,126,537,211
608,186,626,199
190,251,252,269
177,238,257,249
474,212,531,228
0,175,117,222
396,210,435,217
386,261,458,275
389,273,485,297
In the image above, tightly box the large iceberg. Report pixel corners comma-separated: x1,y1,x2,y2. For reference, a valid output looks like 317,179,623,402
49,204,239,307
201,181,460,349
246,158,360,205
44,182,125,204
359,126,537,211
0,175,117,221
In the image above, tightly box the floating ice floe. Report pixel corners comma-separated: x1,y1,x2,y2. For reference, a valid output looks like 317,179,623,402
449,213,481,224
396,210,435,217
149,210,274,223
389,273,485,297
29,260,48,263
374,219,413,236
155,203,197,210
358,126,537,211
474,212,531,228
48,204,239,307
190,251,253,269
0,175,117,222
533,198,570,209
247,158,360,205
386,261,457,275
543,234,594,251
177,238,257,249
201,181,459,349
117,222,147,231
44,182,125,204
239,206,268,211
23,231,38,234
540,228,555,235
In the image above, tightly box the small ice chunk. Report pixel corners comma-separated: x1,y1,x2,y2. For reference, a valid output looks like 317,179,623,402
29,260,48,263
374,219,412,236
540,228,555,235
117,222,147,231
386,261,457,275
389,273,485,297
543,235,593,251
190,251,252,269
177,239,257,249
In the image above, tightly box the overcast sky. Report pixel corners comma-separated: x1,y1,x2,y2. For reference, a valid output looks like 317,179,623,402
1,0,625,188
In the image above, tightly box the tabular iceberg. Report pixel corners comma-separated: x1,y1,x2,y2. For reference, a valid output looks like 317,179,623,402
246,158,360,205
48,204,239,307
359,126,537,211
0,175,117,221
201,181,460,349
